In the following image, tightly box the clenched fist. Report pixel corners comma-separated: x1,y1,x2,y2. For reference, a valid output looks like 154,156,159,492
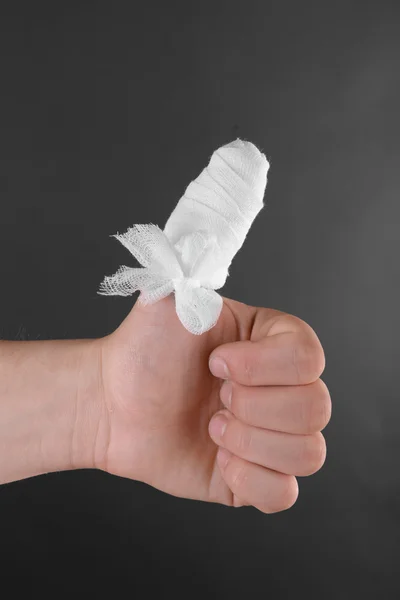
97,295,331,514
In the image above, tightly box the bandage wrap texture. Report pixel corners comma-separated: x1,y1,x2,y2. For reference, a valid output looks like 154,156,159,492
98,139,269,335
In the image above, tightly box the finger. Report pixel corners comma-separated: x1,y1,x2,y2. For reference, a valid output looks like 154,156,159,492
220,378,332,434
209,314,325,386
216,448,299,514
209,410,327,476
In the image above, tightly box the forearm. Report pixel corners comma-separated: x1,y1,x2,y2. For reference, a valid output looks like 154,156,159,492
0,338,106,484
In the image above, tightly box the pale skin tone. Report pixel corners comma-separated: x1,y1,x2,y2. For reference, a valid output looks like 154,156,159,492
0,295,331,514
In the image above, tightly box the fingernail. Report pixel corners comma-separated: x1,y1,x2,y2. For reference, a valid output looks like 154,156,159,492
209,356,230,379
217,448,231,469
220,380,232,408
209,413,228,441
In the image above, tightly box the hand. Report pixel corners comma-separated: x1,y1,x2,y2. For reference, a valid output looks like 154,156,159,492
96,295,331,513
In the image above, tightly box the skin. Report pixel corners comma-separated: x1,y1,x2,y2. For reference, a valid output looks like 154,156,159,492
0,295,331,514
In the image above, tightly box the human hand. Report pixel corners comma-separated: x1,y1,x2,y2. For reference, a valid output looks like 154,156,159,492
96,295,331,513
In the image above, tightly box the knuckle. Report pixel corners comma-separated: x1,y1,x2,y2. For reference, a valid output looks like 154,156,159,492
293,333,326,384
316,379,332,430
299,433,327,475
279,476,299,511
302,380,332,432
261,476,299,514
268,313,302,335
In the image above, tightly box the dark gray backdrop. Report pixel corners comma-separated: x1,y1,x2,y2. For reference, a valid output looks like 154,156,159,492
0,0,399,595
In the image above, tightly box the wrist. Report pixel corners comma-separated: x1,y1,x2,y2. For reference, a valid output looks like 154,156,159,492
73,337,110,472
0,338,108,484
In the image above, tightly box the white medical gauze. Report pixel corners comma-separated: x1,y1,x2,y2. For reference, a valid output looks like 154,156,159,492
98,138,270,335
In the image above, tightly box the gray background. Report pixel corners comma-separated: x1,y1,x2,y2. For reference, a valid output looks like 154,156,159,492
0,0,399,594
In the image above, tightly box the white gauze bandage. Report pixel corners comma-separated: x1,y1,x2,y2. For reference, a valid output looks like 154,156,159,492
98,138,270,335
